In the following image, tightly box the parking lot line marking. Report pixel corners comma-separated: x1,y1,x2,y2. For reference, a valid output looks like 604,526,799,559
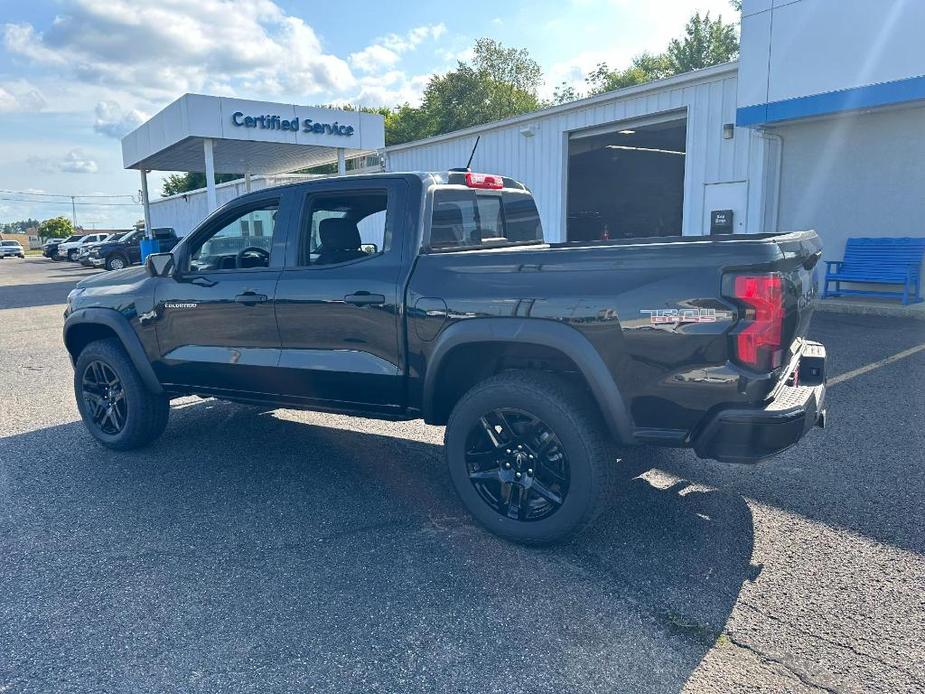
829,342,925,386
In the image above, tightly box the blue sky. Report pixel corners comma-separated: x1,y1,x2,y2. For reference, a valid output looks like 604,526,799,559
0,0,736,228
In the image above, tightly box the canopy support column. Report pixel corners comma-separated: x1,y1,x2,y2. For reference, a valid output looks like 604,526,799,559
337,147,346,175
244,172,252,193
140,170,152,239
203,138,217,212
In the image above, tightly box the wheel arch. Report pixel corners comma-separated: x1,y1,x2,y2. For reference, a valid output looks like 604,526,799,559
64,308,164,395
422,318,635,444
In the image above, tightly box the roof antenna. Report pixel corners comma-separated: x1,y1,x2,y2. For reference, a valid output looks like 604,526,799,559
465,135,480,170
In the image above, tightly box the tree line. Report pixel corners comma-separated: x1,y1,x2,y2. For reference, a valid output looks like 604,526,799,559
0,216,76,239
161,9,738,197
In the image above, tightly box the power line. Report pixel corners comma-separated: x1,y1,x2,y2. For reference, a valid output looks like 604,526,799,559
0,196,140,206
0,188,139,199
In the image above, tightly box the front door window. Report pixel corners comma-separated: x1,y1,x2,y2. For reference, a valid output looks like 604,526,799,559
189,205,278,272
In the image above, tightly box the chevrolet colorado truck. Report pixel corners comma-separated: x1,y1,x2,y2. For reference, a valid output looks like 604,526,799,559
63,171,827,544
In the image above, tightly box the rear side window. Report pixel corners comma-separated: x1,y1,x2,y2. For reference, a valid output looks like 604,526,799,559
429,189,542,250
299,191,390,266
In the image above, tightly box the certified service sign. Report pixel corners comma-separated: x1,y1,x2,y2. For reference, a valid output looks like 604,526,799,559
231,111,354,136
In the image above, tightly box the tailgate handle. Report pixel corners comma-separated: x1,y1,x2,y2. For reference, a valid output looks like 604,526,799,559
234,291,268,305
345,292,386,306
803,251,822,271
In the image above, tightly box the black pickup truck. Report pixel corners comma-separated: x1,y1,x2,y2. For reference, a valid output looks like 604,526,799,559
63,171,827,543
88,227,178,271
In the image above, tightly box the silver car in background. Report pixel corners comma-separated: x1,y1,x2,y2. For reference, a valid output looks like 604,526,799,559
0,240,25,258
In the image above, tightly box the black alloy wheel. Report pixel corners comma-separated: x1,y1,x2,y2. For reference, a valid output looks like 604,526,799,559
81,360,127,435
465,408,571,522
446,371,616,544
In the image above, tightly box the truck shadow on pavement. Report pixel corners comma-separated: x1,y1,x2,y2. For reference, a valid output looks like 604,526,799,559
0,279,91,310
1,399,757,692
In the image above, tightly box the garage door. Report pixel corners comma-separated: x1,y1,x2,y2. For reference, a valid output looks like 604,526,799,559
567,115,687,241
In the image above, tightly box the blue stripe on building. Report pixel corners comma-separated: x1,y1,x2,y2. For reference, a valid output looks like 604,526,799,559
736,73,925,126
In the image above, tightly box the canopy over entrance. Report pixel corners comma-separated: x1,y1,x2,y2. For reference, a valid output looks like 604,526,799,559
122,93,384,238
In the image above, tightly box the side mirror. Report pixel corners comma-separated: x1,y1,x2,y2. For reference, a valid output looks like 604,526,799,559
145,252,174,277
361,243,379,255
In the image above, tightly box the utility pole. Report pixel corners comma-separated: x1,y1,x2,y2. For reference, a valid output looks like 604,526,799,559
70,196,78,228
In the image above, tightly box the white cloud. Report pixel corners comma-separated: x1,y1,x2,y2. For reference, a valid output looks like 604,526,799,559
350,44,401,73
93,100,148,138
381,23,446,53
0,81,46,113
350,23,447,73
351,71,432,107
2,0,355,101
28,149,99,174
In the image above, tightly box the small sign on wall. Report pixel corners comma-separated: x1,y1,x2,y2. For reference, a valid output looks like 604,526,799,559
703,181,746,235
710,209,734,235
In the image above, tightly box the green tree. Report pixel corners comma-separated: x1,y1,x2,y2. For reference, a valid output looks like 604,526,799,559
583,11,738,97
471,37,543,120
586,52,673,95
551,82,581,105
383,38,543,145
384,103,433,146
38,216,74,239
1,217,40,233
161,172,241,197
665,12,739,73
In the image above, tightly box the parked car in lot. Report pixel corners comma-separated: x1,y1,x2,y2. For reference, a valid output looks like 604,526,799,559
43,237,67,259
63,171,828,544
77,232,126,266
57,233,111,262
0,239,25,258
89,228,178,271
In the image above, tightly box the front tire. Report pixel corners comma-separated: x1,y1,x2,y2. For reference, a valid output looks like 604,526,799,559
68,250,78,262
74,338,169,450
445,371,616,545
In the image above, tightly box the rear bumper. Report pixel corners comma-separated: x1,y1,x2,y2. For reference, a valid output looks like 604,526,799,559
693,342,827,463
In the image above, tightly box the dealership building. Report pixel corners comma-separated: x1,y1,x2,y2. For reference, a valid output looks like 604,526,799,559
142,0,924,282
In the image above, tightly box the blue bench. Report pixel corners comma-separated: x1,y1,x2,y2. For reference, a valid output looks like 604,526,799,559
823,237,925,305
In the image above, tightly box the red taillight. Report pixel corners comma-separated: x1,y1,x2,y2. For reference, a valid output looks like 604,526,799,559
465,172,503,189
732,275,784,370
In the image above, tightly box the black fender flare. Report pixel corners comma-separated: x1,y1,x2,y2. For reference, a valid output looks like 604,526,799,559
422,318,635,444
63,307,164,395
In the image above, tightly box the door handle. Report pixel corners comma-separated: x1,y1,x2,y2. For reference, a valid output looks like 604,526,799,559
235,292,268,305
189,276,216,287
345,292,386,306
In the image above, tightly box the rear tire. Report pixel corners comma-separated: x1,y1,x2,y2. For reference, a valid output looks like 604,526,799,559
74,338,169,450
445,371,616,545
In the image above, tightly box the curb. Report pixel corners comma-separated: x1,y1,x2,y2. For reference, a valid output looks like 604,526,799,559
815,299,925,321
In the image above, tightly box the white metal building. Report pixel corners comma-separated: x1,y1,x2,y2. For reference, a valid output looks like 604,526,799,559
385,62,766,240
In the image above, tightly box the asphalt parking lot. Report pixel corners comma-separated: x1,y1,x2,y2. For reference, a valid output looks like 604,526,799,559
1,257,923,693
